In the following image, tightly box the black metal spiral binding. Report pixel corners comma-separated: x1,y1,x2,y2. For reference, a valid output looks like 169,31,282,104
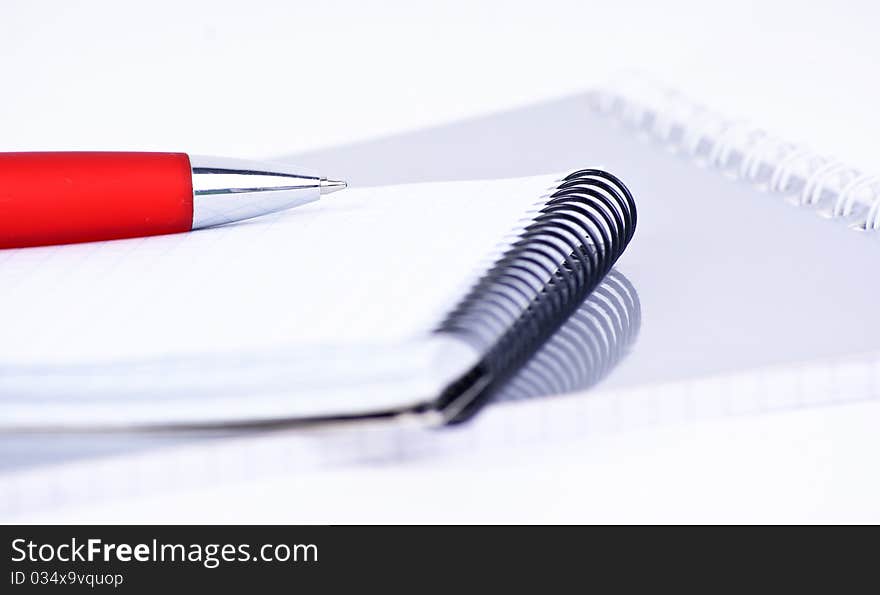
434,169,637,423
493,270,640,404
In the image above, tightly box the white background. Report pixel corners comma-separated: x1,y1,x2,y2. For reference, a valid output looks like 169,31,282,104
3,0,879,168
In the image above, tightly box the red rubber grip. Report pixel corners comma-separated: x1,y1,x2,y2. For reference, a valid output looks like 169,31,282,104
0,152,193,248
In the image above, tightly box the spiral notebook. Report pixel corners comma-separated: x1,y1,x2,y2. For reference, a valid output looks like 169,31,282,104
280,78,880,399
6,77,880,520
0,169,635,430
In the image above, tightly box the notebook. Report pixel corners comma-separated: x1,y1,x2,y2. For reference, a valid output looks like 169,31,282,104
0,170,635,430
5,77,880,521
283,78,880,394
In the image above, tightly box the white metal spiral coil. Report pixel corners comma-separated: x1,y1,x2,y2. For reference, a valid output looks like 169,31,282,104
593,75,880,231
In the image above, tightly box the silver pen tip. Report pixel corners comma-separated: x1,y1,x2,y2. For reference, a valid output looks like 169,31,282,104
320,178,348,195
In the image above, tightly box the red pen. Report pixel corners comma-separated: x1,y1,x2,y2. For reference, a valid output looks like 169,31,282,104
0,152,347,249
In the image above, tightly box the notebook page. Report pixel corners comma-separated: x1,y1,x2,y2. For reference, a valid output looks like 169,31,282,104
0,175,557,426
0,175,552,365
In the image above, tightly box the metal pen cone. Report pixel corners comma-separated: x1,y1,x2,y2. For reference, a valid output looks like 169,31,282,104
320,178,348,195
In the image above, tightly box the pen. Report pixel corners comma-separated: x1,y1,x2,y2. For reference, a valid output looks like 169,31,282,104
0,152,347,249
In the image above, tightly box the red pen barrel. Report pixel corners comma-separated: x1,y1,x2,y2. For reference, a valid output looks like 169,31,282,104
0,152,194,248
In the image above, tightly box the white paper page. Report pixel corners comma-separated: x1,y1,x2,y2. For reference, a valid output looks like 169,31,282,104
0,176,552,364
0,175,555,427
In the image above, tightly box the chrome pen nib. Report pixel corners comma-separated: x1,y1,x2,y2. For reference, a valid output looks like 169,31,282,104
320,178,348,195
188,155,347,229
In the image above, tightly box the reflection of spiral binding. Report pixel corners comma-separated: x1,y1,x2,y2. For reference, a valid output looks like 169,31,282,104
435,170,637,422
492,270,640,404
594,75,880,231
